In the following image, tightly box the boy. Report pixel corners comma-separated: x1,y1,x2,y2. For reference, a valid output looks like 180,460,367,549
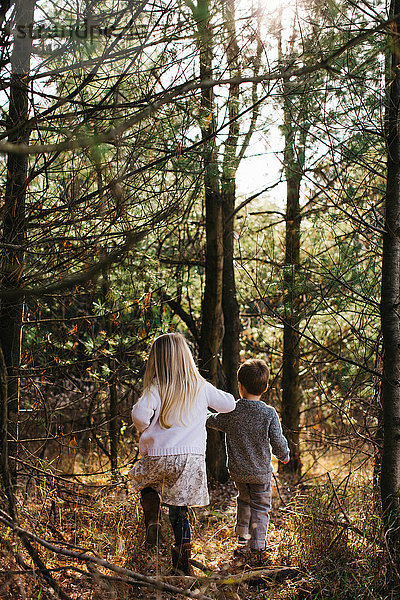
207,358,289,558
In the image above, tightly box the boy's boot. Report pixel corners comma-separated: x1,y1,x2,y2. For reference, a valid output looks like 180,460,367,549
171,543,194,576
140,489,163,546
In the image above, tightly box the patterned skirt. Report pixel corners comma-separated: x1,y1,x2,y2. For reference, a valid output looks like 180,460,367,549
129,454,209,507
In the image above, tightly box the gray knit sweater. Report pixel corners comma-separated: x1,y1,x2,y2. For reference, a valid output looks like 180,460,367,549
207,398,290,484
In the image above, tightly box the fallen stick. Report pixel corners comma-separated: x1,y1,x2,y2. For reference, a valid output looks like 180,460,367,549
0,515,73,600
221,566,301,584
167,565,301,585
0,509,212,600
189,558,214,573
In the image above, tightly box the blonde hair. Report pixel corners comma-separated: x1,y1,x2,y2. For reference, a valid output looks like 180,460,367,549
143,333,204,429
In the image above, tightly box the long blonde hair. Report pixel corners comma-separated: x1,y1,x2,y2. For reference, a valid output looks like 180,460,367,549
143,333,204,429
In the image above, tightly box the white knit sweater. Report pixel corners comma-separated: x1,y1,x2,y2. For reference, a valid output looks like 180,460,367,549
131,381,235,457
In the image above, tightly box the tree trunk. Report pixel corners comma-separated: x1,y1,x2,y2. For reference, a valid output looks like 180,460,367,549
280,177,302,475
380,0,400,554
222,182,240,398
102,268,119,479
0,345,15,517
279,79,303,476
0,0,35,481
193,0,261,476
195,0,224,385
221,0,240,399
193,0,227,481
109,363,118,479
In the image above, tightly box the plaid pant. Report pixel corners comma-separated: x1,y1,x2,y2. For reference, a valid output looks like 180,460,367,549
234,475,272,550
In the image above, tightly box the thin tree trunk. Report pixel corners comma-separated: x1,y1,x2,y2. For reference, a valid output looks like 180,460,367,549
193,0,227,481
380,0,400,553
222,183,240,398
221,0,240,398
94,150,119,479
221,4,263,397
0,0,35,481
102,268,119,479
195,0,224,386
193,0,262,477
0,345,15,517
279,76,304,476
280,172,302,475
109,363,118,479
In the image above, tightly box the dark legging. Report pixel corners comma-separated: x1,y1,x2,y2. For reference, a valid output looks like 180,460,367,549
168,505,191,545
140,488,190,545
141,486,156,498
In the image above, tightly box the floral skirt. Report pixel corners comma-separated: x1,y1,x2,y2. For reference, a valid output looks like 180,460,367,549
129,454,209,506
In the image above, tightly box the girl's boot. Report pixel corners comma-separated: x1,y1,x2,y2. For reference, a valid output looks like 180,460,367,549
171,543,194,576
140,488,163,546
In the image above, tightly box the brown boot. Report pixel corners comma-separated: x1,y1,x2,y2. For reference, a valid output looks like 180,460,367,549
140,489,163,546
171,543,194,576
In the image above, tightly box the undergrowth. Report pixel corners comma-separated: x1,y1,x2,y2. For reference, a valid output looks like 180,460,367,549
0,458,398,600
277,475,390,599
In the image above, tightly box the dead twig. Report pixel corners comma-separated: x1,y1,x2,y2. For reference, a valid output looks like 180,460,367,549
272,472,287,507
189,558,214,573
1,517,73,600
217,565,301,584
280,507,373,542
0,509,213,600
181,566,300,585
326,472,351,523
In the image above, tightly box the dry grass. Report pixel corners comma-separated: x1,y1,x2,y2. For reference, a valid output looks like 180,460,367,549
0,452,396,600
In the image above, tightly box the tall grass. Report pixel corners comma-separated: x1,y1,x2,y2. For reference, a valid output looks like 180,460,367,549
277,474,389,599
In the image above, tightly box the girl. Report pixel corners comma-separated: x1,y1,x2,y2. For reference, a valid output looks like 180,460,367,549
129,332,235,575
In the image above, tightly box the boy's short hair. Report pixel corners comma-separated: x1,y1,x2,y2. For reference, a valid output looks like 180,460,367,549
237,358,270,396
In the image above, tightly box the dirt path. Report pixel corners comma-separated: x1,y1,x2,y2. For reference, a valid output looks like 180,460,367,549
129,476,300,599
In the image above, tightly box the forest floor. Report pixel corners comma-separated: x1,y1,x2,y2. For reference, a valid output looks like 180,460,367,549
0,452,394,600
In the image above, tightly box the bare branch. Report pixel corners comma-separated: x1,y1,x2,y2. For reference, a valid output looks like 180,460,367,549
0,14,393,155
0,510,213,600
